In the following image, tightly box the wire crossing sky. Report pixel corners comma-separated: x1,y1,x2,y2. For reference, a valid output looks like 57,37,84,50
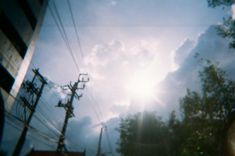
5,0,234,156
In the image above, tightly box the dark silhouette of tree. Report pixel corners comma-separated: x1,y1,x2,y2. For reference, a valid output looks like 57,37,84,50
207,0,235,48
217,17,235,48
207,0,234,7
117,112,172,156
179,63,235,156
117,63,235,156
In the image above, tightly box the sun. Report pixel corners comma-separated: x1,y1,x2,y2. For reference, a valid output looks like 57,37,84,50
126,69,157,99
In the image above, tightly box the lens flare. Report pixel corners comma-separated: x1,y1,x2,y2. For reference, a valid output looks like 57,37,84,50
126,69,157,99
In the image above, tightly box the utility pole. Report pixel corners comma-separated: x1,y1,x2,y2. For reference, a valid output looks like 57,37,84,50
56,73,89,152
13,69,47,156
96,125,105,156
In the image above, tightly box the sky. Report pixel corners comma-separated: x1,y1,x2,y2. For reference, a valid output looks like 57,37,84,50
2,0,235,156
31,0,228,120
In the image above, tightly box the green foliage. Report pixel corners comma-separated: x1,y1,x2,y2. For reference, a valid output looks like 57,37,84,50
117,63,235,156
117,112,172,156
207,0,233,7
179,63,235,156
207,0,235,49
217,17,235,48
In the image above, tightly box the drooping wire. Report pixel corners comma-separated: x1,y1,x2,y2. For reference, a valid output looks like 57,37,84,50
36,103,61,131
6,119,56,149
6,93,62,140
5,111,58,144
85,93,102,122
49,0,106,126
33,113,61,137
48,0,80,73
36,98,64,132
66,13,106,122
67,0,84,58
30,1,113,154
86,87,105,121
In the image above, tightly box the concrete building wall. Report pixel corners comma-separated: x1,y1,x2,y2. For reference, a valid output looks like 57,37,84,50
0,0,48,110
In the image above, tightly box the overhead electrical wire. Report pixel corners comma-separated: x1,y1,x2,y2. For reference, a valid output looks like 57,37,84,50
48,2,116,155
6,119,56,149
36,99,63,132
85,93,103,122
33,113,61,137
48,0,107,136
28,123,58,143
67,0,84,58
5,112,58,144
27,132,57,149
5,111,58,143
28,1,112,154
48,0,80,73
6,93,62,140
9,72,63,138
4,92,61,150
86,87,105,121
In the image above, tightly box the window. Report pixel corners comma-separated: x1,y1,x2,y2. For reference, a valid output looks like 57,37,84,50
0,11,27,58
0,64,14,93
18,0,37,29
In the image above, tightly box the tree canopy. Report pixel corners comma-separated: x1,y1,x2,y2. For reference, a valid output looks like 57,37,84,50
207,0,234,8
207,0,235,48
117,63,235,156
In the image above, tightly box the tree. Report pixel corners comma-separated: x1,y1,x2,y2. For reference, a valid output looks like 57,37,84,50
117,63,235,156
207,0,235,48
217,17,235,48
117,112,171,156
207,0,234,7
179,63,235,156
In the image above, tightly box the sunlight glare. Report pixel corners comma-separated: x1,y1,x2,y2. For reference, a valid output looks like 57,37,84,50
127,69,157,99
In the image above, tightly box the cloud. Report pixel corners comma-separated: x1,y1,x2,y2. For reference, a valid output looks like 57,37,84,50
174,39,195,66
232,4,235,20
5,25,235,156
110,101,129,115
66,117,93,150
157,25,235,117
64,116,120,156
82,38,172,120
109,0,118,6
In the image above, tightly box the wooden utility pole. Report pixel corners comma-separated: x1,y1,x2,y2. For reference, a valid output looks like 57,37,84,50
96,126,104,156
13,69,47,156
56,74,89,152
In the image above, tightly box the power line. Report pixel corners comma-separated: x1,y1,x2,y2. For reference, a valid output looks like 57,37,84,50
27,132,57,149
6,119,56,149
33,113,61,138
36,98,64,131
56,74,89,152
86,87,105,121
8,92,62,138
85,93,103,122
5,112,58,144
67,0,84,58
28,123,58,143
51,0,80,72
48,0,80,73
5,110,58,143
36,103,60,128
12,95,61,138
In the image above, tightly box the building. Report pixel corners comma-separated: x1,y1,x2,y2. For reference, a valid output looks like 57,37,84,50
0,0,49,110
0,0,48,142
